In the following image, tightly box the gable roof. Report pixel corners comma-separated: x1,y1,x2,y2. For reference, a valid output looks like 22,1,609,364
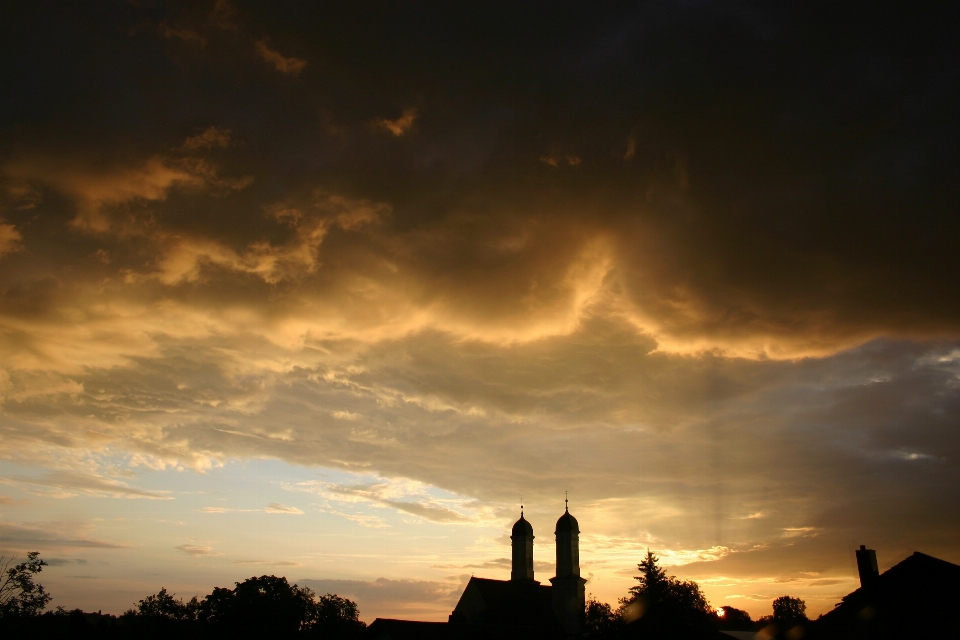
811,551,960,639
452,577,560,629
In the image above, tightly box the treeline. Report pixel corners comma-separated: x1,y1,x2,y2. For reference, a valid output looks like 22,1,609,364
1,555,364,639
585,550,809,640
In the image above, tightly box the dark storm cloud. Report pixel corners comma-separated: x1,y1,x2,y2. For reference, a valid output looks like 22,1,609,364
1,1,957,352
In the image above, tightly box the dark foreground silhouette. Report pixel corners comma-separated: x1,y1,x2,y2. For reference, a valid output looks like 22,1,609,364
5,547,960,639
0,572,365,639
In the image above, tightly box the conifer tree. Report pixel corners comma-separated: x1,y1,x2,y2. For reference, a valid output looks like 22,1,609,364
629,550,671,604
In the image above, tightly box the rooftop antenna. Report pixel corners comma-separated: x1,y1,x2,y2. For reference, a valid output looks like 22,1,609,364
565,490,569,512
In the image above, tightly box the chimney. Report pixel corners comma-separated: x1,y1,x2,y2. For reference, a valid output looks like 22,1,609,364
855,545,879,587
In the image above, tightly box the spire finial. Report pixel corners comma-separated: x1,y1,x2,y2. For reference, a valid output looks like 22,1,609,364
565,491,568,512
521,495,523,517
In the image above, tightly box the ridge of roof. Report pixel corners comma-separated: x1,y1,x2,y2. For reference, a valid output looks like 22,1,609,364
816,549,960,628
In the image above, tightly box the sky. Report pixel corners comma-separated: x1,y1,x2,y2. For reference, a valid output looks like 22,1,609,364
1,0,959,624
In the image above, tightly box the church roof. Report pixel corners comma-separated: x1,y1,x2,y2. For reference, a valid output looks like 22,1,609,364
555,509,578,534
452,577,560,630
511,514,533,537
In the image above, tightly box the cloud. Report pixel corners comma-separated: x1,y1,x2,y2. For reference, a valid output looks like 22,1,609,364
175,544,212,556
288,477,479,524
4,319,959,592
158,24,206,46
44,557,88,566
298,577,466,622
0,222,23,256
0,521,128,550
2,472,172,500
373,109,417,137
1,0,959,621
209,0,238,31
317,506,387,529
3,155,252,232
255,40,306,76
150,192,386,285
431,557,510,571
539,154,581,167
4,182,42,209
180,127,233,150
264,502,303,514
380,499,472,523
233,559,303,567
200,504,303,514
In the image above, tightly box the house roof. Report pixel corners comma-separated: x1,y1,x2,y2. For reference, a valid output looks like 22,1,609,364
811,551,960,639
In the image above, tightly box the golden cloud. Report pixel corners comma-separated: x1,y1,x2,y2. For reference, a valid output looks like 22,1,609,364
180,126,233,150
255,40,306,76
373,109,417,137
0,222,23,256
3,155,251,233
2,471,172,500
264,502,304,514
158,24,206,46
175,543,213,556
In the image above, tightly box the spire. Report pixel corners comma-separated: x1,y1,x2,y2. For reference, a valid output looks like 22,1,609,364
551,499,585,636
511,501,535,582
554,503,580,572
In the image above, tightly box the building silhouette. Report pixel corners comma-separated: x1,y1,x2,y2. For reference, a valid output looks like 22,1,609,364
808,546,960,639
367,502,586,639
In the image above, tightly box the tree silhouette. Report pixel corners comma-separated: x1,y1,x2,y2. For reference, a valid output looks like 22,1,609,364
1,570,366,639
198,585,236,626
772,595,807,627
135,587,200,621
620,550,715,638
585,597,624,639
190,575,365,638
308,592,365,638
198,575,316,635
0,552,51,617
717,605,753,630
629,550,671,604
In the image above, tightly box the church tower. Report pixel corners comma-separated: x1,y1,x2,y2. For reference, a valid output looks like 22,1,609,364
510,506,536,582
550,497,586,636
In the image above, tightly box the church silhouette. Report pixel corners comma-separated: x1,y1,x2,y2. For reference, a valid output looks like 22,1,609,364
367,500,587,639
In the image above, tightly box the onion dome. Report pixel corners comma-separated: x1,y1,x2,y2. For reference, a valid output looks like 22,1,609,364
555,509,579,534
512,514,534,537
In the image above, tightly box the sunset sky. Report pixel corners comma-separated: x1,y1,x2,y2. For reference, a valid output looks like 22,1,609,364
1,0,958,624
